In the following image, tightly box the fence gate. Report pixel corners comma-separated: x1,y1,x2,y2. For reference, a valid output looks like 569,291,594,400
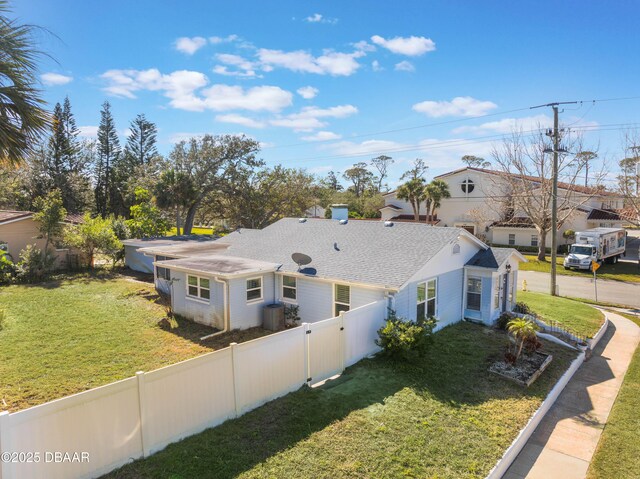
306,316,344,385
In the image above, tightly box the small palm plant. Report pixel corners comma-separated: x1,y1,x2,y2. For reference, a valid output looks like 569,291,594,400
507,317,539,363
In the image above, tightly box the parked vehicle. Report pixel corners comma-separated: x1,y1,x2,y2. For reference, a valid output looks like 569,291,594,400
563,227,626,271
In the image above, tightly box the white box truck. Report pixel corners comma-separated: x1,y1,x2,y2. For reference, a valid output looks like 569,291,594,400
563,227,626,271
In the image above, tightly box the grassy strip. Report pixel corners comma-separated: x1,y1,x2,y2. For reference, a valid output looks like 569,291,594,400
520,255,640,283
518,291,605,338
587,334,640,478
105,323,576,479
0,271,270,412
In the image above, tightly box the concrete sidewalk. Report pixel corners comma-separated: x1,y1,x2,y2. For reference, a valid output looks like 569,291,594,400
503,312,640,479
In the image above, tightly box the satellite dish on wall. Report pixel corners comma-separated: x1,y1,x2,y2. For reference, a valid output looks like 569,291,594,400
292,252,312,271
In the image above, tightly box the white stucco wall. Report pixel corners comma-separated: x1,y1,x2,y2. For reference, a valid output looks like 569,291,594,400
227,274,276,330
169,270,226,329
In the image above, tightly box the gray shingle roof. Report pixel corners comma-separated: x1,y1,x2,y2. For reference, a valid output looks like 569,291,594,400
466,247,517,269
200,218,471,289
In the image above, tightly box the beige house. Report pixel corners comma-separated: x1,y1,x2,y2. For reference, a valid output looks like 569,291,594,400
381,167,625,248
0,210,84,269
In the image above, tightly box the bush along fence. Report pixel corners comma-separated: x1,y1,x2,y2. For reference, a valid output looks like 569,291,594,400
0,299,388,479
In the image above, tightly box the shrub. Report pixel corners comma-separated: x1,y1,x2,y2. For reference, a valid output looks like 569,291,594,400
496,312,515,330
14,244,55,283
0,250,15,283
513,302,532,315
507,317,539,362
284,304,301,326
376,311,436,361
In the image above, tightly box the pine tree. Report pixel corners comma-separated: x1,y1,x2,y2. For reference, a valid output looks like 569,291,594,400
61,96,80,169
95,101,121,218
124,114,158,168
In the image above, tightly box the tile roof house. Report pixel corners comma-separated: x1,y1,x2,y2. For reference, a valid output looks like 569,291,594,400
0,210,85,269
135,216,525,332
381,167,625,248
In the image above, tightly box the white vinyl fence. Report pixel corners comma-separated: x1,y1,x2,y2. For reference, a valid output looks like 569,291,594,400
0,299,387,479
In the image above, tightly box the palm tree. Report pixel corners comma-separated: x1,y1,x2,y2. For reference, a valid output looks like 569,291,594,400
0,1,49,165
507,318,539,362
396,178,426,221
424,179,451,222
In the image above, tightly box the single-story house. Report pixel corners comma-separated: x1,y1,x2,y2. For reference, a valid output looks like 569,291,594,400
0,210,84,269
138,214,525,332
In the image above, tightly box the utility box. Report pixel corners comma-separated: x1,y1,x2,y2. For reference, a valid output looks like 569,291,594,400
263,303,285,331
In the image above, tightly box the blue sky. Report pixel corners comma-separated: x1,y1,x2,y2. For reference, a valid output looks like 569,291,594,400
15,0,640,186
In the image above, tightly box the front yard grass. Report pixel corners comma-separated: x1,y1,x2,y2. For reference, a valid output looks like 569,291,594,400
0,270,271,412
520,254,640,283
518,290,605,338
105,322,577,479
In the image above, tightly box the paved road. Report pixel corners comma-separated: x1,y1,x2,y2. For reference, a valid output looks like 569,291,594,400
519,270,640,309
504,311,640,479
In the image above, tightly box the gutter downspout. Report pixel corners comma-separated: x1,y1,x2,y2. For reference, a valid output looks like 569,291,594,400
200,277,230,340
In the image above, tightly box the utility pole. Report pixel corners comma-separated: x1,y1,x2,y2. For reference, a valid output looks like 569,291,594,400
531,100,577,296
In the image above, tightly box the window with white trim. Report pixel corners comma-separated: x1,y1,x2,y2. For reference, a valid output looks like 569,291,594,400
334,284,350,316
494,276,500,309
452,243,461,255
246,277,263,302
467,277,482,311
530,235,538,247
508,234,516,246
417,279,437,319
187,275,210,301
282,275,297,302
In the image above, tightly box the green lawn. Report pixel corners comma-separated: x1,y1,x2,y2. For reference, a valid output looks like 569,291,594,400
520,255,640,283
105,323,577,479
587,312,640,479
518,291,605,338
167,226,215,235
0,271,270,412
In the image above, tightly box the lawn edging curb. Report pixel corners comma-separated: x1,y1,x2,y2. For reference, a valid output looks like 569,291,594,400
485,349,586,479
587,312,609,352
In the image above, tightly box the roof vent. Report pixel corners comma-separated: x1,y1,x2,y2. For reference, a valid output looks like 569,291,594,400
384,221,394,227
339,219,348,225
298,218,307,223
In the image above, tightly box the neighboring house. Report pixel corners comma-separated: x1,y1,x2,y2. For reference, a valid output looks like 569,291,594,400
0,210,84,269
381,167,625,248
136,213,525,332
305,204,326,218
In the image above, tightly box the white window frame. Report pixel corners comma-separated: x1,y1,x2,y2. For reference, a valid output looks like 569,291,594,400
282,275,297,303
246,276,263,303
417,278,437,319
466,277,482,311
186,274,211,303
493,276,500,309
156,255,173,281
334,283,351,316
452,243,461,255
508,233,516,246
531,235,538,247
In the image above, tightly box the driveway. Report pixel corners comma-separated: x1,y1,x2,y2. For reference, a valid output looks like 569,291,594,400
519,270,640,309
621,230,639,262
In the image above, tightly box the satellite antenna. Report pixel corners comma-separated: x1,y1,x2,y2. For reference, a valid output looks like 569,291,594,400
291,252,312,271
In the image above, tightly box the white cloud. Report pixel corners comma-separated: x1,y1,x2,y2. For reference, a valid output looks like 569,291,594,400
413,96,498,118
372,60,383,72
353,40,376,53
371,35,436,56
301,131,342,142
452,114,552,134
175,36,207,55
309,165,335,174
297,86,319,99
394,60,415,72
169,132,206,143
209,34,239,44
41,72,73,86
101,68,292,113
328,139,406,156
213,53,260,77
202,84,293,112
257,48,363,76
215,114,266,128
78,125,98,137
305,13,338,24
270,104,358,132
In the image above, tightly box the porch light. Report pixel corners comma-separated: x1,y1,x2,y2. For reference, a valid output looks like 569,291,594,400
505,263,512,273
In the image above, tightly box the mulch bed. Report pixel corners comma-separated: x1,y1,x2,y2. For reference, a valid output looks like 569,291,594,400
489,352,553,387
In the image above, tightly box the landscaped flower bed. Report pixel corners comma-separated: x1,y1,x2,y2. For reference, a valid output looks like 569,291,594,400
490,351,553,387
